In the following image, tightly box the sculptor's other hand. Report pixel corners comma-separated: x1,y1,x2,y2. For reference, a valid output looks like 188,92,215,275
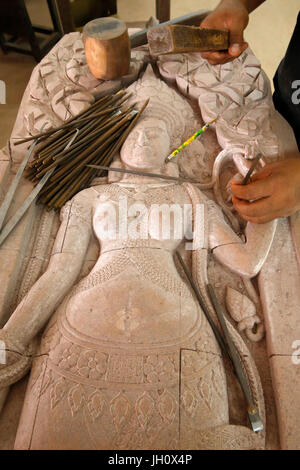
230,158,300,223
200,0,249,65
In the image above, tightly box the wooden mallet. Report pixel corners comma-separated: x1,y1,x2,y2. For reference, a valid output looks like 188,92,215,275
83,15,229,81
83,17,130,80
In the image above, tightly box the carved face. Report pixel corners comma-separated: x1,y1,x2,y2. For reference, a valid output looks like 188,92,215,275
120,118,170,169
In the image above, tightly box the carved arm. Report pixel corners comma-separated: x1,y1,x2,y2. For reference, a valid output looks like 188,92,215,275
184,182,276,279
209,214,277,278
2,192,92,348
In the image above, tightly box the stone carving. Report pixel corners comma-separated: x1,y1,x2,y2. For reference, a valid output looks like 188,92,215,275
8,32,149,165
0,61,278,450
157,49,279,155
0,33,299,450
157,50,281,229
226,287,264,342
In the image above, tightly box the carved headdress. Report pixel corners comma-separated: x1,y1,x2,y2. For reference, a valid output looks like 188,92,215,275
126,64,196,148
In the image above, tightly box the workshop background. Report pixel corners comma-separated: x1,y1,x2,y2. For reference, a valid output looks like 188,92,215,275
0,0,299,150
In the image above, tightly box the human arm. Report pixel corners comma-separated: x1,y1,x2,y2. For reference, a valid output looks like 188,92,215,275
230,158,300,223
200,0,266,65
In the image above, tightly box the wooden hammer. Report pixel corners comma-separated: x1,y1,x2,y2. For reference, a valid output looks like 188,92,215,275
83,12,228,80
83,18,131,80
147,24,229,55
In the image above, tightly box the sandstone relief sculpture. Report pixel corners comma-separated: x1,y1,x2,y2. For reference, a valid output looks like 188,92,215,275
0,32,299,450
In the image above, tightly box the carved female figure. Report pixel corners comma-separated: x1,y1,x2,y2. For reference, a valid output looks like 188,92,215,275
0,66,276,450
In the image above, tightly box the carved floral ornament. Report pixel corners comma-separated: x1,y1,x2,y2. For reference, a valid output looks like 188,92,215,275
157,49,279,156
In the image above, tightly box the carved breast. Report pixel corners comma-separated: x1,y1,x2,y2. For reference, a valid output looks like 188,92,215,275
92,182,192,253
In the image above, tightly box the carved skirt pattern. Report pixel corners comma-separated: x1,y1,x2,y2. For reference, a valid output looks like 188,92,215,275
15,259,228,450
15,323,228,449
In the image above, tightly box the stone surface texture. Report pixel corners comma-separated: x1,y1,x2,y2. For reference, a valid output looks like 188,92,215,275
0,32,299,450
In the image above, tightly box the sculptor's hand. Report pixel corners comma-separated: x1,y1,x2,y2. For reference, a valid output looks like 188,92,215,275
200,0,249,65
230,158,300,223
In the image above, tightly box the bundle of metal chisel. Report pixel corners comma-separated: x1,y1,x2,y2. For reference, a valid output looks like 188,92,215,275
16,90,148,210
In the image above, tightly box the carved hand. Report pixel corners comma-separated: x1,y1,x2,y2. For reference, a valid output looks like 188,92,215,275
230,157,300,223
200,0,249,65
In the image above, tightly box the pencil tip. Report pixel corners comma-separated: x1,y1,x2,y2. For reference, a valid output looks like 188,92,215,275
208,117,218,125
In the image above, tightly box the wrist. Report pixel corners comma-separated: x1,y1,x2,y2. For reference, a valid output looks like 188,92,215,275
219,0,263,14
